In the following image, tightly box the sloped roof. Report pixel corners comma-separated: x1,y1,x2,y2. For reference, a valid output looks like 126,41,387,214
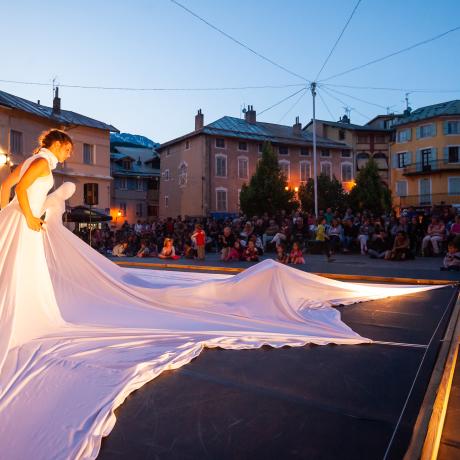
304,118,390,132
111,145,160,177
158,116,350,150
395,100,460,126
0,89,118,132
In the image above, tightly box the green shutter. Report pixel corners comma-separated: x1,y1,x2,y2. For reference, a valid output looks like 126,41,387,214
406,151,412,165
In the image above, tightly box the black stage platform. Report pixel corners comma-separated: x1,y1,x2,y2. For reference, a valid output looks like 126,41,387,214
98,286,459,460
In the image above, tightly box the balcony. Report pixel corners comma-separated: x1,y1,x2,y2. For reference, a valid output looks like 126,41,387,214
402,159,460,176
398,193,460,207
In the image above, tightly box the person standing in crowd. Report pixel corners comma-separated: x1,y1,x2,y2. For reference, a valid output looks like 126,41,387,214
192,224,206,261
315,217,334,262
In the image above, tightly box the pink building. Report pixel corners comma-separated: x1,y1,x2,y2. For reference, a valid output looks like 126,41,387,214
157,107,351,218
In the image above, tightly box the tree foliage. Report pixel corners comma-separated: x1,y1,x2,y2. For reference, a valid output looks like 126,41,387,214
298,173,346,213
239,142,298,217
348,158,392,215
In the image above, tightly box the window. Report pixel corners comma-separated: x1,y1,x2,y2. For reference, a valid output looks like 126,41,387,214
238,141,248,151
215,154,227,177
136,202,143,217
10,130,23,154
300,147,309,156
216,188,227,211
122,159,131,170
178,162,188,187
258,143,263,153
136,179,143,191
320,149,330,157
341,149,351,158
185,140,190,150
448,146,459,163
396,180,408,197
417,124,435,139
163,169,170,181
119,203,127,216
341,162,353,182
397,152,410,168
375,135,386,144
215,138,225,148
119,177,128,190
279,146,289,155
164,195,169,208
339,130,345,140
321,162,332,178
279,160,290,180
238,157,248,179
357,135,370,144
166,148,171,156
419,178,431,205
396,128,411,143
445,121,460,135
357,152,370,170
83,144,94,164
448,177,460,195
300,161,311,182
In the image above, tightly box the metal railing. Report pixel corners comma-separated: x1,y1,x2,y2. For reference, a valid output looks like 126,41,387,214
403,159,460,175
398,193,460,207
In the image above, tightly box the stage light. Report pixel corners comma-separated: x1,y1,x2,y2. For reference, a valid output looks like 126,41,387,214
0,153,8,165
285,186,289,191
117,210,122,217
294,186,299,192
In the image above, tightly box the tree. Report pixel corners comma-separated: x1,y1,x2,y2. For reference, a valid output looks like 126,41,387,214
298,173,346,213
348,158,392,215
239,142,298,216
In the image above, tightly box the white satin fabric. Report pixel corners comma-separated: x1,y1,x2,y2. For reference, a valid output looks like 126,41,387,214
0,150,438,459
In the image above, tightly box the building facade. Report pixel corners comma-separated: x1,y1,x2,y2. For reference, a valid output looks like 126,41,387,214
0,88,117,214
304,114,392,184
390,100,460,209
110,133,160,225
157,108,351,218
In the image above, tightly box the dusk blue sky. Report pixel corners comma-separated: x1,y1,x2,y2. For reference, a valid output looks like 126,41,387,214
2,0,459,143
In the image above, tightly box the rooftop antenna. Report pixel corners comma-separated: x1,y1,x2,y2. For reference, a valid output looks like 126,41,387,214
405,92,411,110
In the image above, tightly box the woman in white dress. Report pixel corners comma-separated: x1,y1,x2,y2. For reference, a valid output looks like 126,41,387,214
0,130,436,460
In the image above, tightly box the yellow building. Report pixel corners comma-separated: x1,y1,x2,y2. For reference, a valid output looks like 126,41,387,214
390,100,460,209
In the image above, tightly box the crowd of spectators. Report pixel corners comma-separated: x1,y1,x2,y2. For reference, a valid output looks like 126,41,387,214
72,205,460,271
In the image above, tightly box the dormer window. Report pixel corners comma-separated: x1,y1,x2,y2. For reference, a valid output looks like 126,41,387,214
122,159,131,170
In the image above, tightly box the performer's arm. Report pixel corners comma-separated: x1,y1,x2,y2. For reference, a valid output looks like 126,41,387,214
0,161,23,209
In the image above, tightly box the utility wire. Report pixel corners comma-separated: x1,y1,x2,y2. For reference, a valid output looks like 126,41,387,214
169,0,310,83
315,0,362,81
320,25,460,82
321,82,460,93
259,86,308,116
321,86,370,121
0,78,306,92
317,88,336,121
322,85,388,110
277,88,308,123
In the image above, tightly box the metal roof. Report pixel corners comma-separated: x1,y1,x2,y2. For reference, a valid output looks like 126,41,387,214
395,100,460,126
304,118,390,132
158,116,350,150
111,146,160,177
0,89,119,132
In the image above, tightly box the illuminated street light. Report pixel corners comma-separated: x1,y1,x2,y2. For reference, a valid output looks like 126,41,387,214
0,153,8,166
284,186,289,191
294,186,299,193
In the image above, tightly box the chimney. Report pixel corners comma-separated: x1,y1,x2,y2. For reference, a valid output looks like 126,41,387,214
52,87,61,115
245,105,256,123
293,116,302,134
195,109,204,131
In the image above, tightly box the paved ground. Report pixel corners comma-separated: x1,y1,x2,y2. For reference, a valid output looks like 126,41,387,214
111,251,460,282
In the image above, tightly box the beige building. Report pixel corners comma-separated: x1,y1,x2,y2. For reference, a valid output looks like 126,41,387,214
304,114,392,184
0,88,118,214
157,107,351,218
390,100,460,209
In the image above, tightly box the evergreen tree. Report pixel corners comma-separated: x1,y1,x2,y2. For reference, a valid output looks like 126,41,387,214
298,173,346,213
239,142,298,216
348,158,392,215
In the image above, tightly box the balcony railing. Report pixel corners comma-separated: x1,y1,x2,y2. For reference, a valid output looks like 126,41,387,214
398,193,460,207
402,159,460,175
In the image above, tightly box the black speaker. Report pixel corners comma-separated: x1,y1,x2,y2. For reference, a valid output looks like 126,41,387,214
84,183,99,206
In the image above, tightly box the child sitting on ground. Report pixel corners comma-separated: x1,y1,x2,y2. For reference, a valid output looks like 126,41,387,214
289,241,305,264
158,238,180,259
275,243,289,264
136,240,150,258
225,240,244,262
243,240,259,262
440,240,460,271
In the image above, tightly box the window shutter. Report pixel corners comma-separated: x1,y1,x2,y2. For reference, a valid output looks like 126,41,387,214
416,127,420,139
392,153,399,168
406,151,412,165
432,123,437,137
416,149,422,172
443,121,449,135
444,147,449,163
407,128,412,141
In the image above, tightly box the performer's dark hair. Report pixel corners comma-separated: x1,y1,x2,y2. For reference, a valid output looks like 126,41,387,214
34,129,73,154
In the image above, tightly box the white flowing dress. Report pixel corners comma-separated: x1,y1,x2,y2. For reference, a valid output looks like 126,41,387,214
0,149,437,459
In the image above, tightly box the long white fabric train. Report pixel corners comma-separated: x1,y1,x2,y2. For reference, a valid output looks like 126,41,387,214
0,151,439,459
